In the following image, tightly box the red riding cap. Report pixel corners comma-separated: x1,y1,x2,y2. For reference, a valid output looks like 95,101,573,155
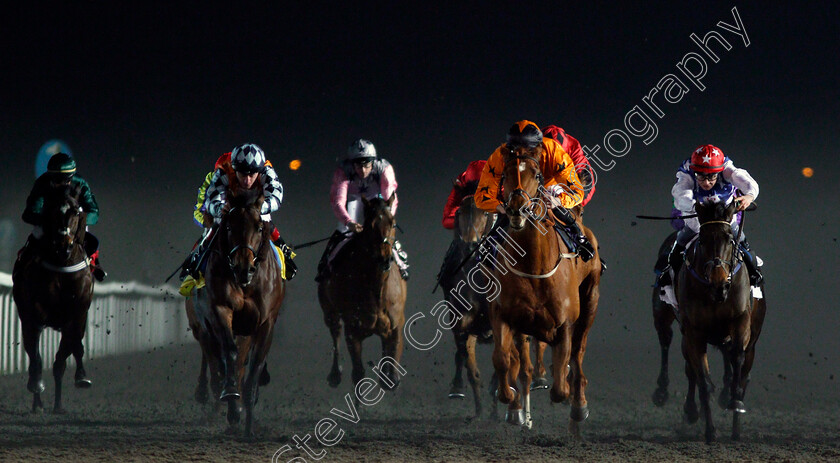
690,144,726,173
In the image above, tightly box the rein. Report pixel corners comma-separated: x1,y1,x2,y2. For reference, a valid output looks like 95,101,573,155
685,219,743,286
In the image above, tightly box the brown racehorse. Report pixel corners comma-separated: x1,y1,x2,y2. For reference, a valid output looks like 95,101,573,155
319,195,407,391
489,145,601,435
439,192,496,418
13,184,94,413
676,200,766,443
194,188,285,438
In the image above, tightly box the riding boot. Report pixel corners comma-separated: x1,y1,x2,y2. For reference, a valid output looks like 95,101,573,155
272,235,297,280
552,207,594,262
91,252,107,282
659,242,686,287
180,227,213,280
739,240,763,286
315,231,344,282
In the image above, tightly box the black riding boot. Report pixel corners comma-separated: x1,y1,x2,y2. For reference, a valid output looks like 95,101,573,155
315,231,345,282
658,242,686,287
552,207,594,262
739,240,763,286
272,235,297,280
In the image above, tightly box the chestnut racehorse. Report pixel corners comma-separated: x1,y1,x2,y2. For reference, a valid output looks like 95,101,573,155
489,145,601,435
13,184,94,413
676,200,766,443
319,195,407,391
194,188,285,438
439,192,496,418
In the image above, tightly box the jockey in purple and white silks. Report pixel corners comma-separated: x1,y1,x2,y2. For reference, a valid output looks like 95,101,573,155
315,139,409,281
657,144,763,287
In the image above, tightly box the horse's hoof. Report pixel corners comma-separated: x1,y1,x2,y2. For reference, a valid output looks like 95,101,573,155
705,429,717,444
379,376,400,391
327,371,342,388
530,376,550,391
718,389,732,409
27,379,45,394
570,405,590,422
195,386,209,404
652,387,669,407
74,378,93,389
259,367,271,386
220,389,241,402
727,399,746,414
448,392,466,399
504,409,526,426
683,404,700,424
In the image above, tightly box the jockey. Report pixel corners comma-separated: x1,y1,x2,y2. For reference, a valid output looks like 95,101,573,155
442,160,487,229
475,120,595,261
656,144,763,287
182,143,297,280
542,125,596,208
20,152,107,281
315,138,409,281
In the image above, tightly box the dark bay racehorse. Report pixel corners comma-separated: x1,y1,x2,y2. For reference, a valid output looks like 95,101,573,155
13,184,94,413
319,195,407,391
194,188,285,438
439,192,496,418
490,145,601,435
676,200,766,442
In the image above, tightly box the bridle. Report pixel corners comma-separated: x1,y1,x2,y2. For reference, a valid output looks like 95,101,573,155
501,153,544,215
686,220,742,286
224,206,266,272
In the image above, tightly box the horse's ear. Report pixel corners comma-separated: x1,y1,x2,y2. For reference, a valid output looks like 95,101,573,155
362,196,371,209
724,199,739,219
386,192,396,208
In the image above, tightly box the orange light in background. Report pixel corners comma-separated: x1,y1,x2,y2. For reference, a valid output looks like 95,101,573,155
801,167,814,178
289,159,301,171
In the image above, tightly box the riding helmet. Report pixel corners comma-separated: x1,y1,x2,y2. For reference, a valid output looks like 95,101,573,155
47,152,76,178
506,120,543,149
690,144,726,173
231,143,266,174
346,139,377,161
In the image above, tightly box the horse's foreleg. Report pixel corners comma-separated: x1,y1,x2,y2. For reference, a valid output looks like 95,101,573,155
549,323,573,404
681,337,699,424
464,334,483,419
243,323,275,439
214,306,240,402
503,336,525,426
684,329,715,443
491,319,515,405
345,331,365,389
517,334,533,428
449,330,468,399
530,340,550,390
325,311,343,388
652,299,675,406
71,323,91,389
378,329,403,391
21,322,44,412
195,351,210,405
570,286,598,423
52,334,74,414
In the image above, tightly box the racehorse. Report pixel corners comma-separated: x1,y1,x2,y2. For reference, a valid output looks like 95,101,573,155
489,145,601,435
675,200,766,442
194,188,286,438
439,191,496,418
319,195,407,391
12,183,94,413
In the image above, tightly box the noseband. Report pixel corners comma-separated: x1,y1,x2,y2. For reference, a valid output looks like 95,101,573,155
224,207,266,271
502,154,544,215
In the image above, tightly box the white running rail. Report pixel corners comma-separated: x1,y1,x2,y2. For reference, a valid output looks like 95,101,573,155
0,271,191,375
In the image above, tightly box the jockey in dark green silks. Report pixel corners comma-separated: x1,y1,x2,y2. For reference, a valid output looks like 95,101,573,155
19,152,107,281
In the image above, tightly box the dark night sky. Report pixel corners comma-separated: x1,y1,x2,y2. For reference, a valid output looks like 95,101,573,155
1,3,838,361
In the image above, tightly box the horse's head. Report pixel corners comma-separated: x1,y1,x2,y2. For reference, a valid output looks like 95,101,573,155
42,184,86,262
501,144,545,231
361,194,397,272
222,188,266,288
693,199,740,303
455,195,494,245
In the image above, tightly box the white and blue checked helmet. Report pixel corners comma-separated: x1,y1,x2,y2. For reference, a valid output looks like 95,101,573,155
231,143,266,174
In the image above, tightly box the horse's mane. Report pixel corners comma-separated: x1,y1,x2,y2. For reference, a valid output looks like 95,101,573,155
228,188,264,210
696,200,736,224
